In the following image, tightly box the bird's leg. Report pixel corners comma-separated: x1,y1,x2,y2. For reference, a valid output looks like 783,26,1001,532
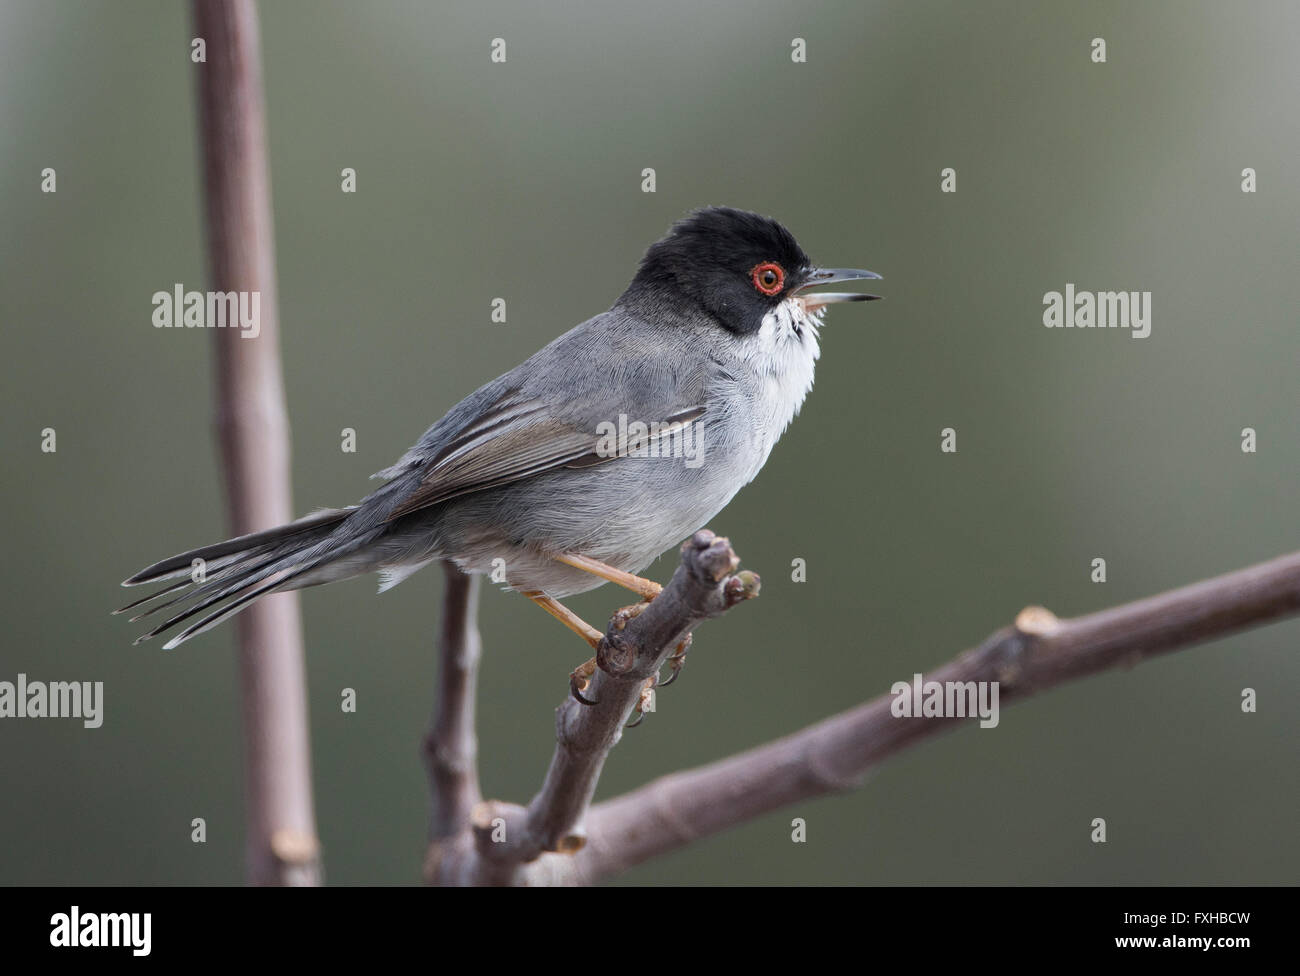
522,590,603,706
555,553,662,602
523,590,603,647
526,556,671,709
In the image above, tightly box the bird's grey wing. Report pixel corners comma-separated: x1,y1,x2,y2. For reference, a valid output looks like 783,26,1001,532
384,386,704,521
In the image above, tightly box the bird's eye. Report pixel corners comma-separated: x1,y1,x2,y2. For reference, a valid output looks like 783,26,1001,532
751,262,784,296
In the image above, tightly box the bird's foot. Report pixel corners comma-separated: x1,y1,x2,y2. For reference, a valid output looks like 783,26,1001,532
610,601,649,629
625,675,658,728
658,634,692,688
569,656,599,706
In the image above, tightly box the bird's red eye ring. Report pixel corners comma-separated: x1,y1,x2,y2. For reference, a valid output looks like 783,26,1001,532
751,262,785,296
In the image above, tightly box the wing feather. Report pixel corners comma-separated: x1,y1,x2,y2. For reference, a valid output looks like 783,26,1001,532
384,392,704,521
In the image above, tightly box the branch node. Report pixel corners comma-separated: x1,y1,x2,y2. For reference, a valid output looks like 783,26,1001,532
269,828,320,865
1014,605,1061,637
725,569,762,605
597,630,637,676
556,829,587,854
805,743,868,793
471,800,532,861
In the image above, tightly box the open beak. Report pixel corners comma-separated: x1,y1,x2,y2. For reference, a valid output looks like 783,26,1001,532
797,267,882,311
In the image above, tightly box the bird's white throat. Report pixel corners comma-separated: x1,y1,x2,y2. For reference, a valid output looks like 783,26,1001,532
736,295,825,469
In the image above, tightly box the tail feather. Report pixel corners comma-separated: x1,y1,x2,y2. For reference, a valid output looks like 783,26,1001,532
156,535,377,650
129,548,299,635
121,507,355,586
117,544,292,619
158,566,312,650
113,576,196,617
119,507,373,649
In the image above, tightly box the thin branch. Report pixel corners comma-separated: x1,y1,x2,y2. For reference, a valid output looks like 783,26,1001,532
193,0,321,885
425,544,1300,884
564,546,1300,881
426,530,760,885
424,562,483,847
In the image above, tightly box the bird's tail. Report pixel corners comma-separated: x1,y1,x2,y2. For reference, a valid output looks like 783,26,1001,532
116,506,367,649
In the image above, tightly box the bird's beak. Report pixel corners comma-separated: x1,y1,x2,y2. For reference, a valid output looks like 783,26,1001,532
797,267,882,310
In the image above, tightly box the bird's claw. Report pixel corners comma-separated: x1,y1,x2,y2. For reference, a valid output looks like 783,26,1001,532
657,634,692,688
570,657,598,706
625,675,657,729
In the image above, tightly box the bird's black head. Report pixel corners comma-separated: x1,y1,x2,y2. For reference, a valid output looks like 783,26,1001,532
618,206,882,335
620,207,816,334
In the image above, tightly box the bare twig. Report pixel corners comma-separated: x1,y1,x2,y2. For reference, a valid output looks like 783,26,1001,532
425,543,1299,884
424,562,483,845
564,546,1300,881
426,530,760,885
193,0,321,885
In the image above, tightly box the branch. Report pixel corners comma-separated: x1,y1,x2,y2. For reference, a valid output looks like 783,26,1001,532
426,535,1299,884
193,0,321,885
424,562,483,847
567,546,1300,881
426,530,760,885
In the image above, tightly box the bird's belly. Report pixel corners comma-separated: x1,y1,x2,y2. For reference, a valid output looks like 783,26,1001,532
433,453,748,597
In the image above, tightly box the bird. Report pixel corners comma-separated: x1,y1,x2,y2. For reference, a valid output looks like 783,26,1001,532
117,206,880,695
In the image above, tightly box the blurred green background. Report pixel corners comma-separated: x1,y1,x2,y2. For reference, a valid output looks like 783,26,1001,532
1,0,1297,885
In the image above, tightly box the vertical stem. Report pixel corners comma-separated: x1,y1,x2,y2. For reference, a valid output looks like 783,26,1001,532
426,562,484,844
192,0,321,885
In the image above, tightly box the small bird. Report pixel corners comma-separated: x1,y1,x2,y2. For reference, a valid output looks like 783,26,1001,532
118,207,879,684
